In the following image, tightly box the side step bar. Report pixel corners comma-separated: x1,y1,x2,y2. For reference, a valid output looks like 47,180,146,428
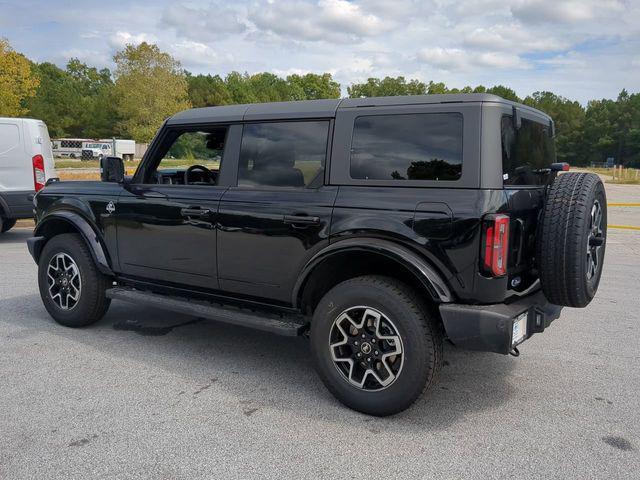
106,287,307,337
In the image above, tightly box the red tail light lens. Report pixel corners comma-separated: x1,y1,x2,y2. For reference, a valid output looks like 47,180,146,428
481,214,510,277
32,154,45,192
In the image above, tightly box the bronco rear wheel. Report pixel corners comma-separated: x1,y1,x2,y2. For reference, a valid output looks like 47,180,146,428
310,275,443,416
537,172,607,307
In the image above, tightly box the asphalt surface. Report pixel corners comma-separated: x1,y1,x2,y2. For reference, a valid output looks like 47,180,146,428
1,226,639,479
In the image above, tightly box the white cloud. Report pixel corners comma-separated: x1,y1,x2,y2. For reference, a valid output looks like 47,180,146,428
248,0,390,43
511,0,624,25
418,47,529,71
168,41,233,68
463,24,568,53
161,2,247,41
108,31,157,50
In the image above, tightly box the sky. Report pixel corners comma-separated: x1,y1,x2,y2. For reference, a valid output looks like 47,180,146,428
1,0,639,103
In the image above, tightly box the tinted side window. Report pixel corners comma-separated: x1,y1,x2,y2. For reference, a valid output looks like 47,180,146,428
502,116,556,186
350,113,463,181
238,121,328,188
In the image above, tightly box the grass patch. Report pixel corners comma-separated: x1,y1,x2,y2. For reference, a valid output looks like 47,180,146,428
583,167,640,185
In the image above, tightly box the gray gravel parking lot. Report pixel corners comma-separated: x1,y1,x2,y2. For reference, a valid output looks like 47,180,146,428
1,225,639,479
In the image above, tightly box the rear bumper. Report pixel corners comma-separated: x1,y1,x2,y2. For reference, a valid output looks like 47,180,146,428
439,290,563,354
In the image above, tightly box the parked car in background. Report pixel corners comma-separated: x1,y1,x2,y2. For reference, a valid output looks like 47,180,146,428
51,138,90,159
0,117,55,234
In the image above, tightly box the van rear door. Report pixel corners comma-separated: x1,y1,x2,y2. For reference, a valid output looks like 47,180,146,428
35,121,55,181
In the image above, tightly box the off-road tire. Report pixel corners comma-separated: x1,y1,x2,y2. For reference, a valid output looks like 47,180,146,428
38,233,111,327
1,217,17,233
310,275,443,416
537,172,607,307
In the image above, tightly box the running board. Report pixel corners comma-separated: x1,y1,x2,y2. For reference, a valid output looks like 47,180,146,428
106,287,307,336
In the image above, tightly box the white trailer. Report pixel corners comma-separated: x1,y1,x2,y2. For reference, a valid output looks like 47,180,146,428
100,139,136,161
52,138,90,158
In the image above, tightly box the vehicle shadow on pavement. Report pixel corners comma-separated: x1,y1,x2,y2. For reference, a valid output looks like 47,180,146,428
1,292,516,432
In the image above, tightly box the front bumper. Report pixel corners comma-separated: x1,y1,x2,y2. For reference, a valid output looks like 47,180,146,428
439,290,563,354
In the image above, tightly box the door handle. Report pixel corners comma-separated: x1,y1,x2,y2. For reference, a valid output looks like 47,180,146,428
283,215,321,227
181,207,212,217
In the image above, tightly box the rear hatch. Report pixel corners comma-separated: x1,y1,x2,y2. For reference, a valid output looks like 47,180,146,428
500,114,556,292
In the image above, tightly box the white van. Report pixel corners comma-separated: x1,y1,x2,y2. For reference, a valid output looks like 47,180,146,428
0,118,55,233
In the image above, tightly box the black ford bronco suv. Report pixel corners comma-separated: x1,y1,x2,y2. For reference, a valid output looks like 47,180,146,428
27,94,607,416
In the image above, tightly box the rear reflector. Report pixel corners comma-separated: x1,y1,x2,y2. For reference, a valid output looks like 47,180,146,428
482,214,509,277
32,154,46,192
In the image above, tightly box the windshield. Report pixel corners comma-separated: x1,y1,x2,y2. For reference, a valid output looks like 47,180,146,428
501,115,556,186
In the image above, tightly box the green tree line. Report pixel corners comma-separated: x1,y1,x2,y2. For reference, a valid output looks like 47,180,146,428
1,39,638,166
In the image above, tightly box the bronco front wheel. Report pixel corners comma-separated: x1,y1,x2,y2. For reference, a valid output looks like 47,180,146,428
37,233,111,327
310,275,443,416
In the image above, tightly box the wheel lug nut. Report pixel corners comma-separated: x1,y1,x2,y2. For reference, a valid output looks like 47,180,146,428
354,341,359,346
362,334,366,338
375,351,379,355
367,357,371,362
357,353,362,358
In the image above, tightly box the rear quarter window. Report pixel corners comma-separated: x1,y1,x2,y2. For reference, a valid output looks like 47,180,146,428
350,113,463,181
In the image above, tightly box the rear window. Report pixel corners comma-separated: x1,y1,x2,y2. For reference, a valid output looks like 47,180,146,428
502,116,556,186
350,113,463,182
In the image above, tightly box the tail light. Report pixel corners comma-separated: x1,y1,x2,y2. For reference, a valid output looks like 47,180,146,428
32,154,45,192
481,214,510,277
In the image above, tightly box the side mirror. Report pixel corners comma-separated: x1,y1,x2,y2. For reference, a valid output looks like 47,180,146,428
512,106,522,130
100,156,124,183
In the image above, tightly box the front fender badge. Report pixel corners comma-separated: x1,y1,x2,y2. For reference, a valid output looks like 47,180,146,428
106,201,116,214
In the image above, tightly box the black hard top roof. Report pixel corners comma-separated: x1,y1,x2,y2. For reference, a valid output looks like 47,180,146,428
167,93,550,125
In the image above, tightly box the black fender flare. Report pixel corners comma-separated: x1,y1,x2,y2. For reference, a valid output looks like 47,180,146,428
292,238,453,307
31,211,114,276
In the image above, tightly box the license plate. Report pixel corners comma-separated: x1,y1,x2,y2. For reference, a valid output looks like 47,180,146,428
512,312,528,346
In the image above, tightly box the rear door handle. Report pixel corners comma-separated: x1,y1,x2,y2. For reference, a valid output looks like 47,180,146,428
181,207,212,217
283,215,321,227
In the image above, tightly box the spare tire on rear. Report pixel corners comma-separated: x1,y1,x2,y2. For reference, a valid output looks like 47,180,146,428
537,172,607,307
